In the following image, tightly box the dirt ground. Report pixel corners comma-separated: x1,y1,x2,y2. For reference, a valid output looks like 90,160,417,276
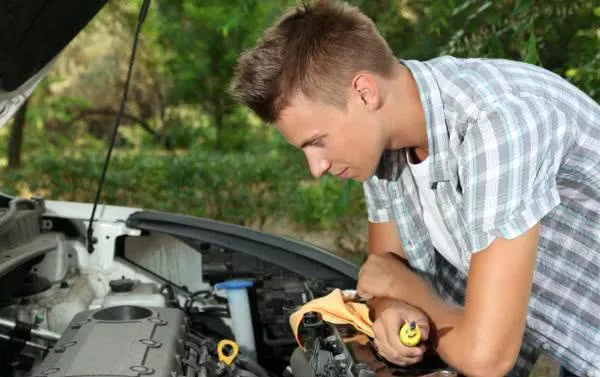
261,220,561,376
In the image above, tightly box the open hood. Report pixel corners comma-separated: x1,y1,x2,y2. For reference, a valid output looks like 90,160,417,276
0,0,108,126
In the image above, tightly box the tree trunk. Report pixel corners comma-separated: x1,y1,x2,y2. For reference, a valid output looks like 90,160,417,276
214,97,224,151
7,99,29,170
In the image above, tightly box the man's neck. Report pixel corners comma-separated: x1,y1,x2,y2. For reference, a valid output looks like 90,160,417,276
381,63,428,152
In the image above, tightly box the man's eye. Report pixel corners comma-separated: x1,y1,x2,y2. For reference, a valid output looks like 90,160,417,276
311,138,325,147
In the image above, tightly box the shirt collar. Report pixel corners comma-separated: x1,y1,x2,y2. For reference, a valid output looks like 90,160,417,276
375,59,452,187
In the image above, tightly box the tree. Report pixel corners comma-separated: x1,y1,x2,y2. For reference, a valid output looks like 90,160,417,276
400,0,599,101
152,0,293,150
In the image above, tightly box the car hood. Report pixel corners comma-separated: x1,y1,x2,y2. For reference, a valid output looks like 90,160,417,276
0,0,108,127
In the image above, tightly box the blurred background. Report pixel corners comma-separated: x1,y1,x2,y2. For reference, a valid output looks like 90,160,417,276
0,0,597,261
0,2,596,374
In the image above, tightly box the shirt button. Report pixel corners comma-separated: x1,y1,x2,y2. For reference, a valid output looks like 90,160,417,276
541,343,550,350
586,369,597,377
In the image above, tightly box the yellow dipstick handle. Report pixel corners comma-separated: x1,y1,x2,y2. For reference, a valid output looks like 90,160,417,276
399,321,422,347
217,339,239,366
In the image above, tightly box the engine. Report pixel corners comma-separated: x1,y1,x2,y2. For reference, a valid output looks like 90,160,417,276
26,304,277,377
30,306,187,377
292,311,457,377
0,272,298,377
0,195,458,377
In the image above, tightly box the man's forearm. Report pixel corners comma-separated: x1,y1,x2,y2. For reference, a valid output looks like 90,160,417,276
388,277,510,377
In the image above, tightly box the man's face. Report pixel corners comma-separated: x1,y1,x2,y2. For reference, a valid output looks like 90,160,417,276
276,94,385,181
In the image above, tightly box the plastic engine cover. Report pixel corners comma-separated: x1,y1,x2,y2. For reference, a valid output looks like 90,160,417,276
30,305,185,377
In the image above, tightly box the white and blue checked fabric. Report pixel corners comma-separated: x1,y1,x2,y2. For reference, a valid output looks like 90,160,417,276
364,56,600,377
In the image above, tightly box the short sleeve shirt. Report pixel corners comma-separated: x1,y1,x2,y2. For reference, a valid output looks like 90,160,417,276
364,56,600,377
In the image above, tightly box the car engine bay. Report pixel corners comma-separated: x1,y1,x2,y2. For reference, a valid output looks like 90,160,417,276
0,194,457,377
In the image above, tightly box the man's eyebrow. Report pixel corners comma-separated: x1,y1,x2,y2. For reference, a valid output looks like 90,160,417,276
300,135,324,148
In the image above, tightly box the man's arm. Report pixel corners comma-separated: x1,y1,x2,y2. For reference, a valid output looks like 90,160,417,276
368,221,431,365
358,224,539,377
452,224,538,376
368,221,406,258
398,225,538,376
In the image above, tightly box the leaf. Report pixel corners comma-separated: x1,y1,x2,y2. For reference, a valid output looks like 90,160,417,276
565,68,579,78
513,18,533,35
452,0,474,16
513,0,534,17
475,1,493,15
524,32,540,65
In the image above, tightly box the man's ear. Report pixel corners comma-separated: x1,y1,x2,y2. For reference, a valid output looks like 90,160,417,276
351,72,381,110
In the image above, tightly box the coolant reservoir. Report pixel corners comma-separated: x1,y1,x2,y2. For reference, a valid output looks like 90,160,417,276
214,279,257,360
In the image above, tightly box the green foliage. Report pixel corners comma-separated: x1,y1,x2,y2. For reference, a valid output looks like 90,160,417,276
0,120,343,229
428,0,599,100
353,0,599,102
0,136,295,225
2,0,598,258
146,0,295,150
291,178,364,229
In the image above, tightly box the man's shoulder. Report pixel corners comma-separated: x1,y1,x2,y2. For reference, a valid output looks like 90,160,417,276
423,55,544,74
419,56,554,87
420,57,566,118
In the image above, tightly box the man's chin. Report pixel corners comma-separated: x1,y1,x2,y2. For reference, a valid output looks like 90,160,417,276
351,172,370,182
355,166,379,182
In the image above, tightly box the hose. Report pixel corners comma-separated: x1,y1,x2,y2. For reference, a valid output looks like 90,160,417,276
236,355,271,377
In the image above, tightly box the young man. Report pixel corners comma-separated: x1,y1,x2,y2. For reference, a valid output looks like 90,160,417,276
229,1,600,376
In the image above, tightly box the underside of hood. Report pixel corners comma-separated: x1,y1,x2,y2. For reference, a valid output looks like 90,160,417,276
0,0,108,93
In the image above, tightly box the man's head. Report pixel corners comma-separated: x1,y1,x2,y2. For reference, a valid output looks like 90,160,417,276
229,0,400,181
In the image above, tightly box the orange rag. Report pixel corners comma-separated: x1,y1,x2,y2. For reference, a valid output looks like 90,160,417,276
289,288,374,348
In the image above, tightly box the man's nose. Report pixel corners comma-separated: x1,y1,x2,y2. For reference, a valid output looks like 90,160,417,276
306,151,331,178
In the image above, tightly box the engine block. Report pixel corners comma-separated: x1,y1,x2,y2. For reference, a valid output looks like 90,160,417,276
30,305,185,377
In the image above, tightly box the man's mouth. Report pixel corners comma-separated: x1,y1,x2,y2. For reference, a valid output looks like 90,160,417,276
335,168,349,179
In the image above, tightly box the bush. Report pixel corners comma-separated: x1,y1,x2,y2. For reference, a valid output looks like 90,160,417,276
0,130,366,235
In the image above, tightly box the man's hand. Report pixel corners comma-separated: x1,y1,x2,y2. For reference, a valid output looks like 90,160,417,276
357,252,418,300
369,298,430,366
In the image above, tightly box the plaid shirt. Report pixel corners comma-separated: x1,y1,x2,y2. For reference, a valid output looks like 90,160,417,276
364,56,600,376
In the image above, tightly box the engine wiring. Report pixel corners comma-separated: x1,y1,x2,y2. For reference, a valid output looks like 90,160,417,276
183,289,227,313
181,328,273,377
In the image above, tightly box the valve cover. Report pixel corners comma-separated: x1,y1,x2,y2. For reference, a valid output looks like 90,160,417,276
30,305,185,377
